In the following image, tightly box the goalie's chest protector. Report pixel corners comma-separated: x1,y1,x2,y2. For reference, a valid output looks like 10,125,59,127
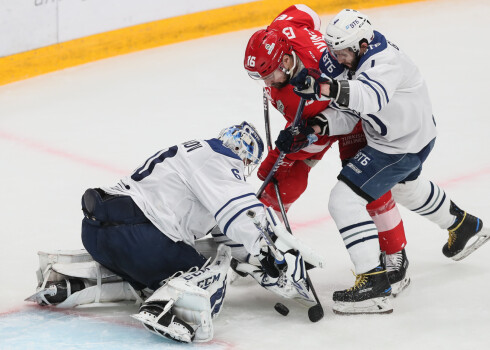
103,139,248,247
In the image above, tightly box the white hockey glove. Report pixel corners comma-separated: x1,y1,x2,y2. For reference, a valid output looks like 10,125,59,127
264,208,326,269
234,251,317,308
131,244,231,343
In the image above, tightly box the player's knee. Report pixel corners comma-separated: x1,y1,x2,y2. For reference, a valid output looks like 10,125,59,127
392,177,424,207
329,181,366,219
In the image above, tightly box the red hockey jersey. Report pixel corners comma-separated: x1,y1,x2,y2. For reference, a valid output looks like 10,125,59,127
265,5,338,161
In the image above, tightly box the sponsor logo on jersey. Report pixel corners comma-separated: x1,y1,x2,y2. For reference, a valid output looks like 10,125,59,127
277,100,285,115
347,163,362,174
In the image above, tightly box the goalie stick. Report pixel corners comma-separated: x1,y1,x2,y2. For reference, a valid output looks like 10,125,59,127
258,88,324,323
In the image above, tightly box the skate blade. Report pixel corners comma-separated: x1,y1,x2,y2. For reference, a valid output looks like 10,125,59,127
452,227,490,261
391,277,411,298
24,286,55,304
333,297,393,315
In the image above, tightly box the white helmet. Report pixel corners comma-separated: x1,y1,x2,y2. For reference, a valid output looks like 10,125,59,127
218,121,264,177
325,9,374,53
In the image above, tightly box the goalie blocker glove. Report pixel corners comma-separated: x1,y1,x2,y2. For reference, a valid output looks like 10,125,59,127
290,68,350,107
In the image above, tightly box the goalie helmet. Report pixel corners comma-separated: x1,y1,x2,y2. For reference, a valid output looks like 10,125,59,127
325,9,374,53
244,29,292,80
218,121,264,177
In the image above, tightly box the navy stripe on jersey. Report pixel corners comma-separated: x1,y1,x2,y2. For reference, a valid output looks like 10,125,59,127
360,72,389,103
367,114,388,136
359,79,382,111
358,31,388,67
223,203,263,235
215,193,256,219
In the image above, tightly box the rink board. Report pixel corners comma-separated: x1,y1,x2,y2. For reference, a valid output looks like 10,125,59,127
0,0,425,86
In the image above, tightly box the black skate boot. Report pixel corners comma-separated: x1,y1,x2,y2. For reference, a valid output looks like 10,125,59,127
25,278,86,306
332,265,393,315
443,201,488,261
386,249,410,297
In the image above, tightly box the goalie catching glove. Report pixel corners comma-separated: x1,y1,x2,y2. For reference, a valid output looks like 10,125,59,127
234,208,325,307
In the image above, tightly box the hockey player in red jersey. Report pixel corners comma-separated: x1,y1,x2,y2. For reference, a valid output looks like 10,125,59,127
244,4,409,295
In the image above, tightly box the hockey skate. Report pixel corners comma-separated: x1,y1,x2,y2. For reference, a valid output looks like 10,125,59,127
332,265,393,315
25,250,143,307
443,201,489,261
132,244,231,343
386,249,410,297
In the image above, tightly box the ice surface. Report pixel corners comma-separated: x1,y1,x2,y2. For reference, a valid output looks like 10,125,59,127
0,0,489,349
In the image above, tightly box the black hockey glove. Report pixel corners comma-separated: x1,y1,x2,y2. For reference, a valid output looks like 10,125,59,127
290,68,350,106
258,245,287,279
275,119,319,154
290,68,332,101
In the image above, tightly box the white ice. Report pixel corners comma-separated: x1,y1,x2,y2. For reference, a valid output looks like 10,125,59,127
0,0,489,349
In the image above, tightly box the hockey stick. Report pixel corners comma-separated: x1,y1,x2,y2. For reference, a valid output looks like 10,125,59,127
259,88,324,322
256,94,306,199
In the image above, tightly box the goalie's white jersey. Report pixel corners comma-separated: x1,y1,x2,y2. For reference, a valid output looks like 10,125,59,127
319,31,437,154
103,138,264,256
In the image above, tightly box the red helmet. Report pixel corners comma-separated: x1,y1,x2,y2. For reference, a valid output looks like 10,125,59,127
244,29,292,79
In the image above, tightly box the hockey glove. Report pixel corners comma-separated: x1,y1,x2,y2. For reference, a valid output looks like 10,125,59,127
275,120,319,154
258,244,287,279
290,68,332,101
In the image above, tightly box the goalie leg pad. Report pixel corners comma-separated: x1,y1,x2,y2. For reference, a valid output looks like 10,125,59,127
134,299,197,343
132,244,231,343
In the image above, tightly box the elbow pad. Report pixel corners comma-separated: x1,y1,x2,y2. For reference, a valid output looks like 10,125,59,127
308,115,329,136
328,80,350,107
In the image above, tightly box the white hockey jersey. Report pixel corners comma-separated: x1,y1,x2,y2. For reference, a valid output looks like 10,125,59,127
103,138,264,256
319,31,437,154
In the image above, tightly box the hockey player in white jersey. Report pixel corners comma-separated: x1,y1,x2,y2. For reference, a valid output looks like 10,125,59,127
285,9,488,315
26,121,322,342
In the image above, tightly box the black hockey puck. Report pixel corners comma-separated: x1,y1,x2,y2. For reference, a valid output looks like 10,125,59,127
274,302,289,316
308,304,324,322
